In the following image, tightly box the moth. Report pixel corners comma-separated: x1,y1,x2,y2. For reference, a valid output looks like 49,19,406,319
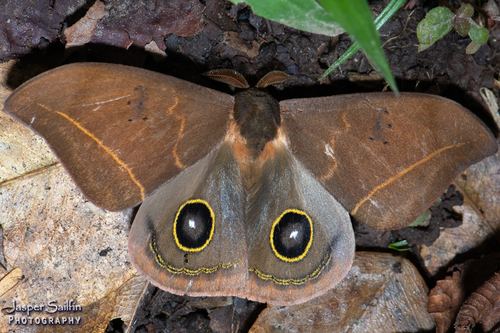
4,63,497,305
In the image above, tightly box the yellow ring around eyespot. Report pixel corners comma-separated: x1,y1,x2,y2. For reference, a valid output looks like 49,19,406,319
270,209,313,263
173,199,215,252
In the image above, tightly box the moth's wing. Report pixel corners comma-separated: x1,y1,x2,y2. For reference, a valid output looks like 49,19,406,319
129,140,249,297
4,63,233,211
244,138,355,305
281,93,498,230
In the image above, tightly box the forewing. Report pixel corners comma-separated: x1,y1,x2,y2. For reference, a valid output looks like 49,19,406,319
4,63,234,211
281,93,497,229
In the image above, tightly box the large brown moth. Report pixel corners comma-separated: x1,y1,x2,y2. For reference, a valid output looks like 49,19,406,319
4,63,497,305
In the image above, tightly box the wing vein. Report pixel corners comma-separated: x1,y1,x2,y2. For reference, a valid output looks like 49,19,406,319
351,142,466,215
38,103,146,200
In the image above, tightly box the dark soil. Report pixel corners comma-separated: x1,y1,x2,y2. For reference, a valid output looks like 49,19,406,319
2,0,500,332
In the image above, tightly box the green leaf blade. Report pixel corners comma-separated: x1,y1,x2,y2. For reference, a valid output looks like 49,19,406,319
316,0,396,91
408,209,429,227
468,19,489,45
466,41,481,54
235,0,344,36
233,0,398,92
388,240,410,251
320,0,406,81
457,4,474,19
454,17,471,36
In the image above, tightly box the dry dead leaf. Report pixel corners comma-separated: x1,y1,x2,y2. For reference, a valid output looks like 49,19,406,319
249,252,434,333
419,197,500,276
77,0,205,50
30,274,148,333
0,267,23,298
0,62,148,332
455,271,500,332
428,264,471,333
222,31,264,59
0,61,56,183
65,1,107,48
144,41,167,62
429,255,500,333
479,88,499,125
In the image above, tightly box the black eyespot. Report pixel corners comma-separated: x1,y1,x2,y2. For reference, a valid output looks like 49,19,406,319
270,209,313,262
174,199,215,252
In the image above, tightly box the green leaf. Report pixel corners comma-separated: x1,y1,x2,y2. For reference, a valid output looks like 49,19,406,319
417,43,432,52
417,7,455,51
232,0,343,36
468,19,489,45
466,41,481,54
388,240,410,251
454,17,470,36
316,0,396,91
408,209,429,227
232,0,397,92
320,0,406,86
457,4,474,19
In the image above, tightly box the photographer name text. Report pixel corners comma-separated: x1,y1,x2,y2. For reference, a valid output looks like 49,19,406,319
3,300,82,326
